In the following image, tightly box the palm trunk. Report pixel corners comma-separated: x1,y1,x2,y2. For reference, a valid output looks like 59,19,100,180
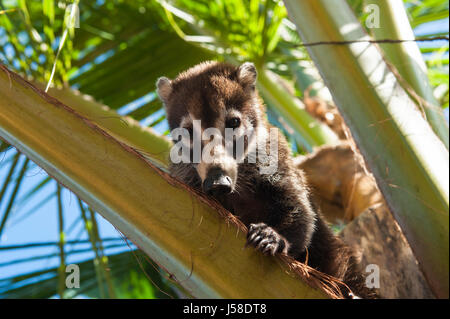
283,0,449,298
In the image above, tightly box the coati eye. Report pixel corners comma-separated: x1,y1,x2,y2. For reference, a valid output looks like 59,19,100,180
226,117,241,129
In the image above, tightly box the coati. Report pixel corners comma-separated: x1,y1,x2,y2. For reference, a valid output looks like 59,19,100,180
156,61,370,298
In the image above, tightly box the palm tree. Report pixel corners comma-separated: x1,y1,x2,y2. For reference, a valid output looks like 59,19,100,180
0,0,448,298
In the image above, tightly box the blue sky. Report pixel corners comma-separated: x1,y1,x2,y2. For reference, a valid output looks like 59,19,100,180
0,12,448,287
0,153,135,280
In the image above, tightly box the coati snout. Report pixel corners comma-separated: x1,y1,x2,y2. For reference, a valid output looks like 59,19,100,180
202,166,233,196
156,61,372,298
195,133,239,198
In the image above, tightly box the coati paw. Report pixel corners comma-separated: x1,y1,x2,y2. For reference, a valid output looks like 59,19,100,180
246,223,289,256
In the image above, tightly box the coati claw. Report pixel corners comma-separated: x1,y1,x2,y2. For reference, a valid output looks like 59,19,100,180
246,223,289,255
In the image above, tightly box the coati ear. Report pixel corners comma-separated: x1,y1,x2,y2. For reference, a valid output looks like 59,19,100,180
237,62,257,89
156,76,172,103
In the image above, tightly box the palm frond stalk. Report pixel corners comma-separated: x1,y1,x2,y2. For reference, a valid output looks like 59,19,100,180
34,83,173,169
0,64,338,299
257,67,339,152
364,0,449,148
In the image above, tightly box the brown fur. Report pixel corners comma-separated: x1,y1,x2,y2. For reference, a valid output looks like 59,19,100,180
157,61,373,298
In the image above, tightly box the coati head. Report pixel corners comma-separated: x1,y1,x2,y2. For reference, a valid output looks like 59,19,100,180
156,61,266,198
